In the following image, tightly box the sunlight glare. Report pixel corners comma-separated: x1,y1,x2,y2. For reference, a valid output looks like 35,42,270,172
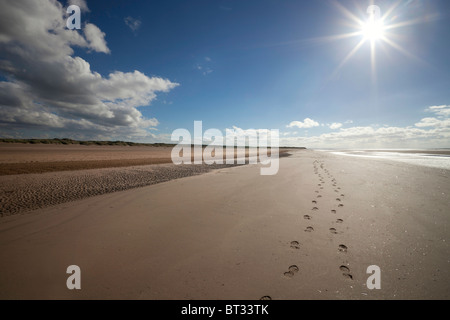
362,19,385,41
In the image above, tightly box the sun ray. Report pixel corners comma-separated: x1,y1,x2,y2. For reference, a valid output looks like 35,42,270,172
331,0,365,27
381,36,430,67
330,38,366,80
320,1,437,88
381,0,402,21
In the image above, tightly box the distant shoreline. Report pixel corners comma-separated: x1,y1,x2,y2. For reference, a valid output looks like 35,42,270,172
0,138,307,149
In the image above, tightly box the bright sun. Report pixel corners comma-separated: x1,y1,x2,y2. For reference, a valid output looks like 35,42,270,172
362,19,385,41
324,3,422,83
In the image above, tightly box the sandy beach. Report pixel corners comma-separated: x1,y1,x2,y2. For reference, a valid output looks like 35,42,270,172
0,148,449,299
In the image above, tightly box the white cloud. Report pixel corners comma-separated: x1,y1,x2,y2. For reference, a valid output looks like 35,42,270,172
415,117,450,128
124,16,142,32
84,23,110,53
415,105,450,128
287,118,320,129
0,0,178,141
329,122,342,130
68,0,90,12
426,105,450,117
279,105,450,148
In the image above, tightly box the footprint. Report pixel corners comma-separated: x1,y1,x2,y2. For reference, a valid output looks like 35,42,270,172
330,228,337,234
340,194,345,197
317,195,322,198
336,219,343,223
338,244,348,253
284,265,299,278
340,265,350,272
338,204,344,207
303,215,311,220
336,198,341,202
290,241,300,249
312,200,317,204
305,226,314,232
343,273,353,280
340,266,353,279
312,207,319,211
260,296,272,300
315,191,319,193
331,210,336,214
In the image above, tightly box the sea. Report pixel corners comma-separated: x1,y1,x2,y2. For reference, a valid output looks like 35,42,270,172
316,149,450,171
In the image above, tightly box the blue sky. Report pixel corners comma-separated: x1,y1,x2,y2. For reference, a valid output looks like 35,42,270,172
0,0,449,148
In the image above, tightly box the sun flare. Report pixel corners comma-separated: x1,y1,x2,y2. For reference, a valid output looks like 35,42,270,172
361,19,385,41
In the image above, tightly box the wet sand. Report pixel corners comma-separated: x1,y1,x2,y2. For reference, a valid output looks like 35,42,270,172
0,144,286,175
0,150,449,299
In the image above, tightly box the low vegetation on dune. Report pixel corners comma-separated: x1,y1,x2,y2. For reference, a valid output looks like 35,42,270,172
0,138,175,147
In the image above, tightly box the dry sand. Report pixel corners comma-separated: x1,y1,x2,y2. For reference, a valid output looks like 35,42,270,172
0,150,449,299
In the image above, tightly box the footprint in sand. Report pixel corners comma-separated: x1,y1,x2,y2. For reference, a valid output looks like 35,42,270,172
331,210,337,214
340,194,345,197
260,296,272,300
317,195,322,198
330,228,338,234
305,226,314,232
338,204,344,207
312,200,317,204
312,207,319,211
343,273,353,280
284,265,299,278
336,198,341,202
290,241,301,249
338,244,348,253
303,215,312,220
336,219,343,223
340,266,353,280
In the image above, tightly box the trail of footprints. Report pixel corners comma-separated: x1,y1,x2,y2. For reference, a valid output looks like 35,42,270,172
310,160,354,281
260,159,353,299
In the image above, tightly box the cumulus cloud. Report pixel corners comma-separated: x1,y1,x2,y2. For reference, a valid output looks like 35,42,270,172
280,105,450,149
0,0,178,141
425,105,450,117
124,16,142,32
84,23,110,53
280,125,449,149
280,105,450,148
329,123,342,130
68,0,90,12
287,118,320,129
415,105,450,128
